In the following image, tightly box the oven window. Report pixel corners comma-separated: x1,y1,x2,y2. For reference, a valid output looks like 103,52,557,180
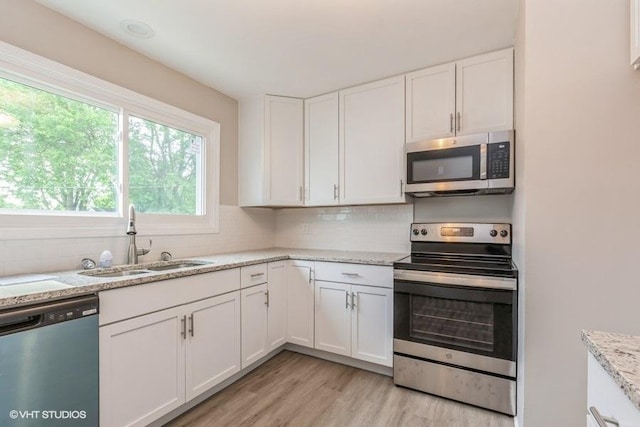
410,295,494,352
412,156,473,182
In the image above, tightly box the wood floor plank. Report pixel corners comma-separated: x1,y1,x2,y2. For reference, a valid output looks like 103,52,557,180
164,351,515,427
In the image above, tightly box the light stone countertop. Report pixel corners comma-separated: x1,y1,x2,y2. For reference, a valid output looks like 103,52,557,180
582,330,640,411
0,248,407,309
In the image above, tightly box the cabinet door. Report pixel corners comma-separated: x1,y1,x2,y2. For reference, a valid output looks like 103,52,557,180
587,353,640,427
405,63,456,142
265,95,304,206
185,292,241,401
267,261,287,352
339,76,406,205
99,307,185,427
455,48,514,135
314,280,351,356
241,283,268,368
350,285,393,367
305,92,340,206
286,260,314,348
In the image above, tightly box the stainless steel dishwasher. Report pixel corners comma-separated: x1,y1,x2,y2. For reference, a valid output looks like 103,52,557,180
0,295,99,426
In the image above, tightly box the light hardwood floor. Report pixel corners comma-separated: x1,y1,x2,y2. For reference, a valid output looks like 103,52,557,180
165,351,515,427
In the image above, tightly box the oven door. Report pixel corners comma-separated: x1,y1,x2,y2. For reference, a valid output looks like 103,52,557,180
404,133,488,195
394,270,516,376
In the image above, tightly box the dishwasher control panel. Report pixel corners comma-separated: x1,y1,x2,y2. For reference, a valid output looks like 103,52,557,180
44,300,98,326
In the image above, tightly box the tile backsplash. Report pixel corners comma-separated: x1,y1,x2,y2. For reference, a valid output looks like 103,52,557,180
0,197,516,277
275,204,413,253
0,206,276,276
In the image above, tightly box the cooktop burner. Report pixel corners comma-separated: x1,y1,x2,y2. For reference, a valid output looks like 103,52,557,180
394,223,518,278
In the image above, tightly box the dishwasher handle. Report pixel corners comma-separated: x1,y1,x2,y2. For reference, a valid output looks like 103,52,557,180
0,294,98,337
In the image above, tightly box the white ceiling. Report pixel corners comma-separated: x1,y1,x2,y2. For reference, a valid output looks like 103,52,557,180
36,0,518,101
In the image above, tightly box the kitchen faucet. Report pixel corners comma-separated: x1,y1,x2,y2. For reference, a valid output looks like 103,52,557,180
126,204,151,264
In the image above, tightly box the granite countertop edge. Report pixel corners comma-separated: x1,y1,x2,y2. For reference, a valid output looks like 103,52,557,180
0,248,408,309
582,329,640,411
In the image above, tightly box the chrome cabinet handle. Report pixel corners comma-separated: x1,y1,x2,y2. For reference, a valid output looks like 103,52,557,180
400,179,404,196
308,269,313,284
351,292,356,310
333,184,339,200
265,290,269,307
589,406,619,427
342,272,360,277
456,112,461,132
450,113,454,133
181,315,186,339
345,291,350,309
188,314,194,337
251,272,265,278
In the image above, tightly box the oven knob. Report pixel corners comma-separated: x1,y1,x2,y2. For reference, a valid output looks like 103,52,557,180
420,229,428,236
490,230,498,237
412,228,419,235
500,230,509,238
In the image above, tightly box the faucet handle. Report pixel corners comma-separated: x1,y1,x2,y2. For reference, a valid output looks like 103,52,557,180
138,239,152,256
160,251,173,261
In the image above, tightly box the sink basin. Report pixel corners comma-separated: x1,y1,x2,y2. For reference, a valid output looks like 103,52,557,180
146,261,211,272
88,270,150,278
79,260,211,277
81,270,150,278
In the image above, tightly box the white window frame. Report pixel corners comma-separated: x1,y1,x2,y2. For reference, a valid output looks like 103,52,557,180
0,41,220,239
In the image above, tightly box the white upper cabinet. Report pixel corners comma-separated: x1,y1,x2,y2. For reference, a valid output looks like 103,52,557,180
304,92,340,206
406,63,456,142
239,95,304,207
456,48,514,135
339,76,406,205
405,48,513,142
632,0,640,69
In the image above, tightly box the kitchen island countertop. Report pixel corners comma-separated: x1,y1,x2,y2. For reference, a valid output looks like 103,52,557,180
0,248,407,309
582,329,640,411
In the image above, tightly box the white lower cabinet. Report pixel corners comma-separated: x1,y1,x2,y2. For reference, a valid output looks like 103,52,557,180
286,260,315,348
587,353,640,427
100,291,241,427
241,261,287,368
315,281,352,356
314,281,393,367
185,293,242,401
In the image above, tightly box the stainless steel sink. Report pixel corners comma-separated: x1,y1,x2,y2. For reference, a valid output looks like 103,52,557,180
146,261,210,271
82,270,150,278
79,260,211,277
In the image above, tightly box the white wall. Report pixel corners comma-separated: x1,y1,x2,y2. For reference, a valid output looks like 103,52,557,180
275,204,413,253
513,0,526,425
0,206,275,276
520,1,640,426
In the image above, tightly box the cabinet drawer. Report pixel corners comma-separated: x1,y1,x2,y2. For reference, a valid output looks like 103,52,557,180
241,263,268,288
314,262,392,288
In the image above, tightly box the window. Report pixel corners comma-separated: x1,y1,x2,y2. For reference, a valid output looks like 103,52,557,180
0,77,119,213
0,41,220,239
128,116,203,215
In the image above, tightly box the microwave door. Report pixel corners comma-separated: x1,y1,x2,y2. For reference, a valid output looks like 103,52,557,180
406,144,487,194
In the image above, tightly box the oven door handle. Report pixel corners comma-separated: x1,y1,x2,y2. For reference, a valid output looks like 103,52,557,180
394,269,517,291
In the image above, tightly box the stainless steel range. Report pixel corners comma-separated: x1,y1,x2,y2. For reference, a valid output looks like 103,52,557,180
393,222,517,416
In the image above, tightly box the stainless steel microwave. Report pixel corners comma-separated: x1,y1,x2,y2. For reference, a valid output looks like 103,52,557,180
404,130,514,197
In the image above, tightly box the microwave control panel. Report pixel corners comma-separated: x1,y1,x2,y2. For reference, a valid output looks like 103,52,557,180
487,142,511,179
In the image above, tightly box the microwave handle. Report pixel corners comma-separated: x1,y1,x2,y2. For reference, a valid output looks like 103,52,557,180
480,143,487,180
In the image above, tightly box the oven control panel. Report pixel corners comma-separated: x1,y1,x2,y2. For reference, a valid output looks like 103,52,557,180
410,223,511,244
